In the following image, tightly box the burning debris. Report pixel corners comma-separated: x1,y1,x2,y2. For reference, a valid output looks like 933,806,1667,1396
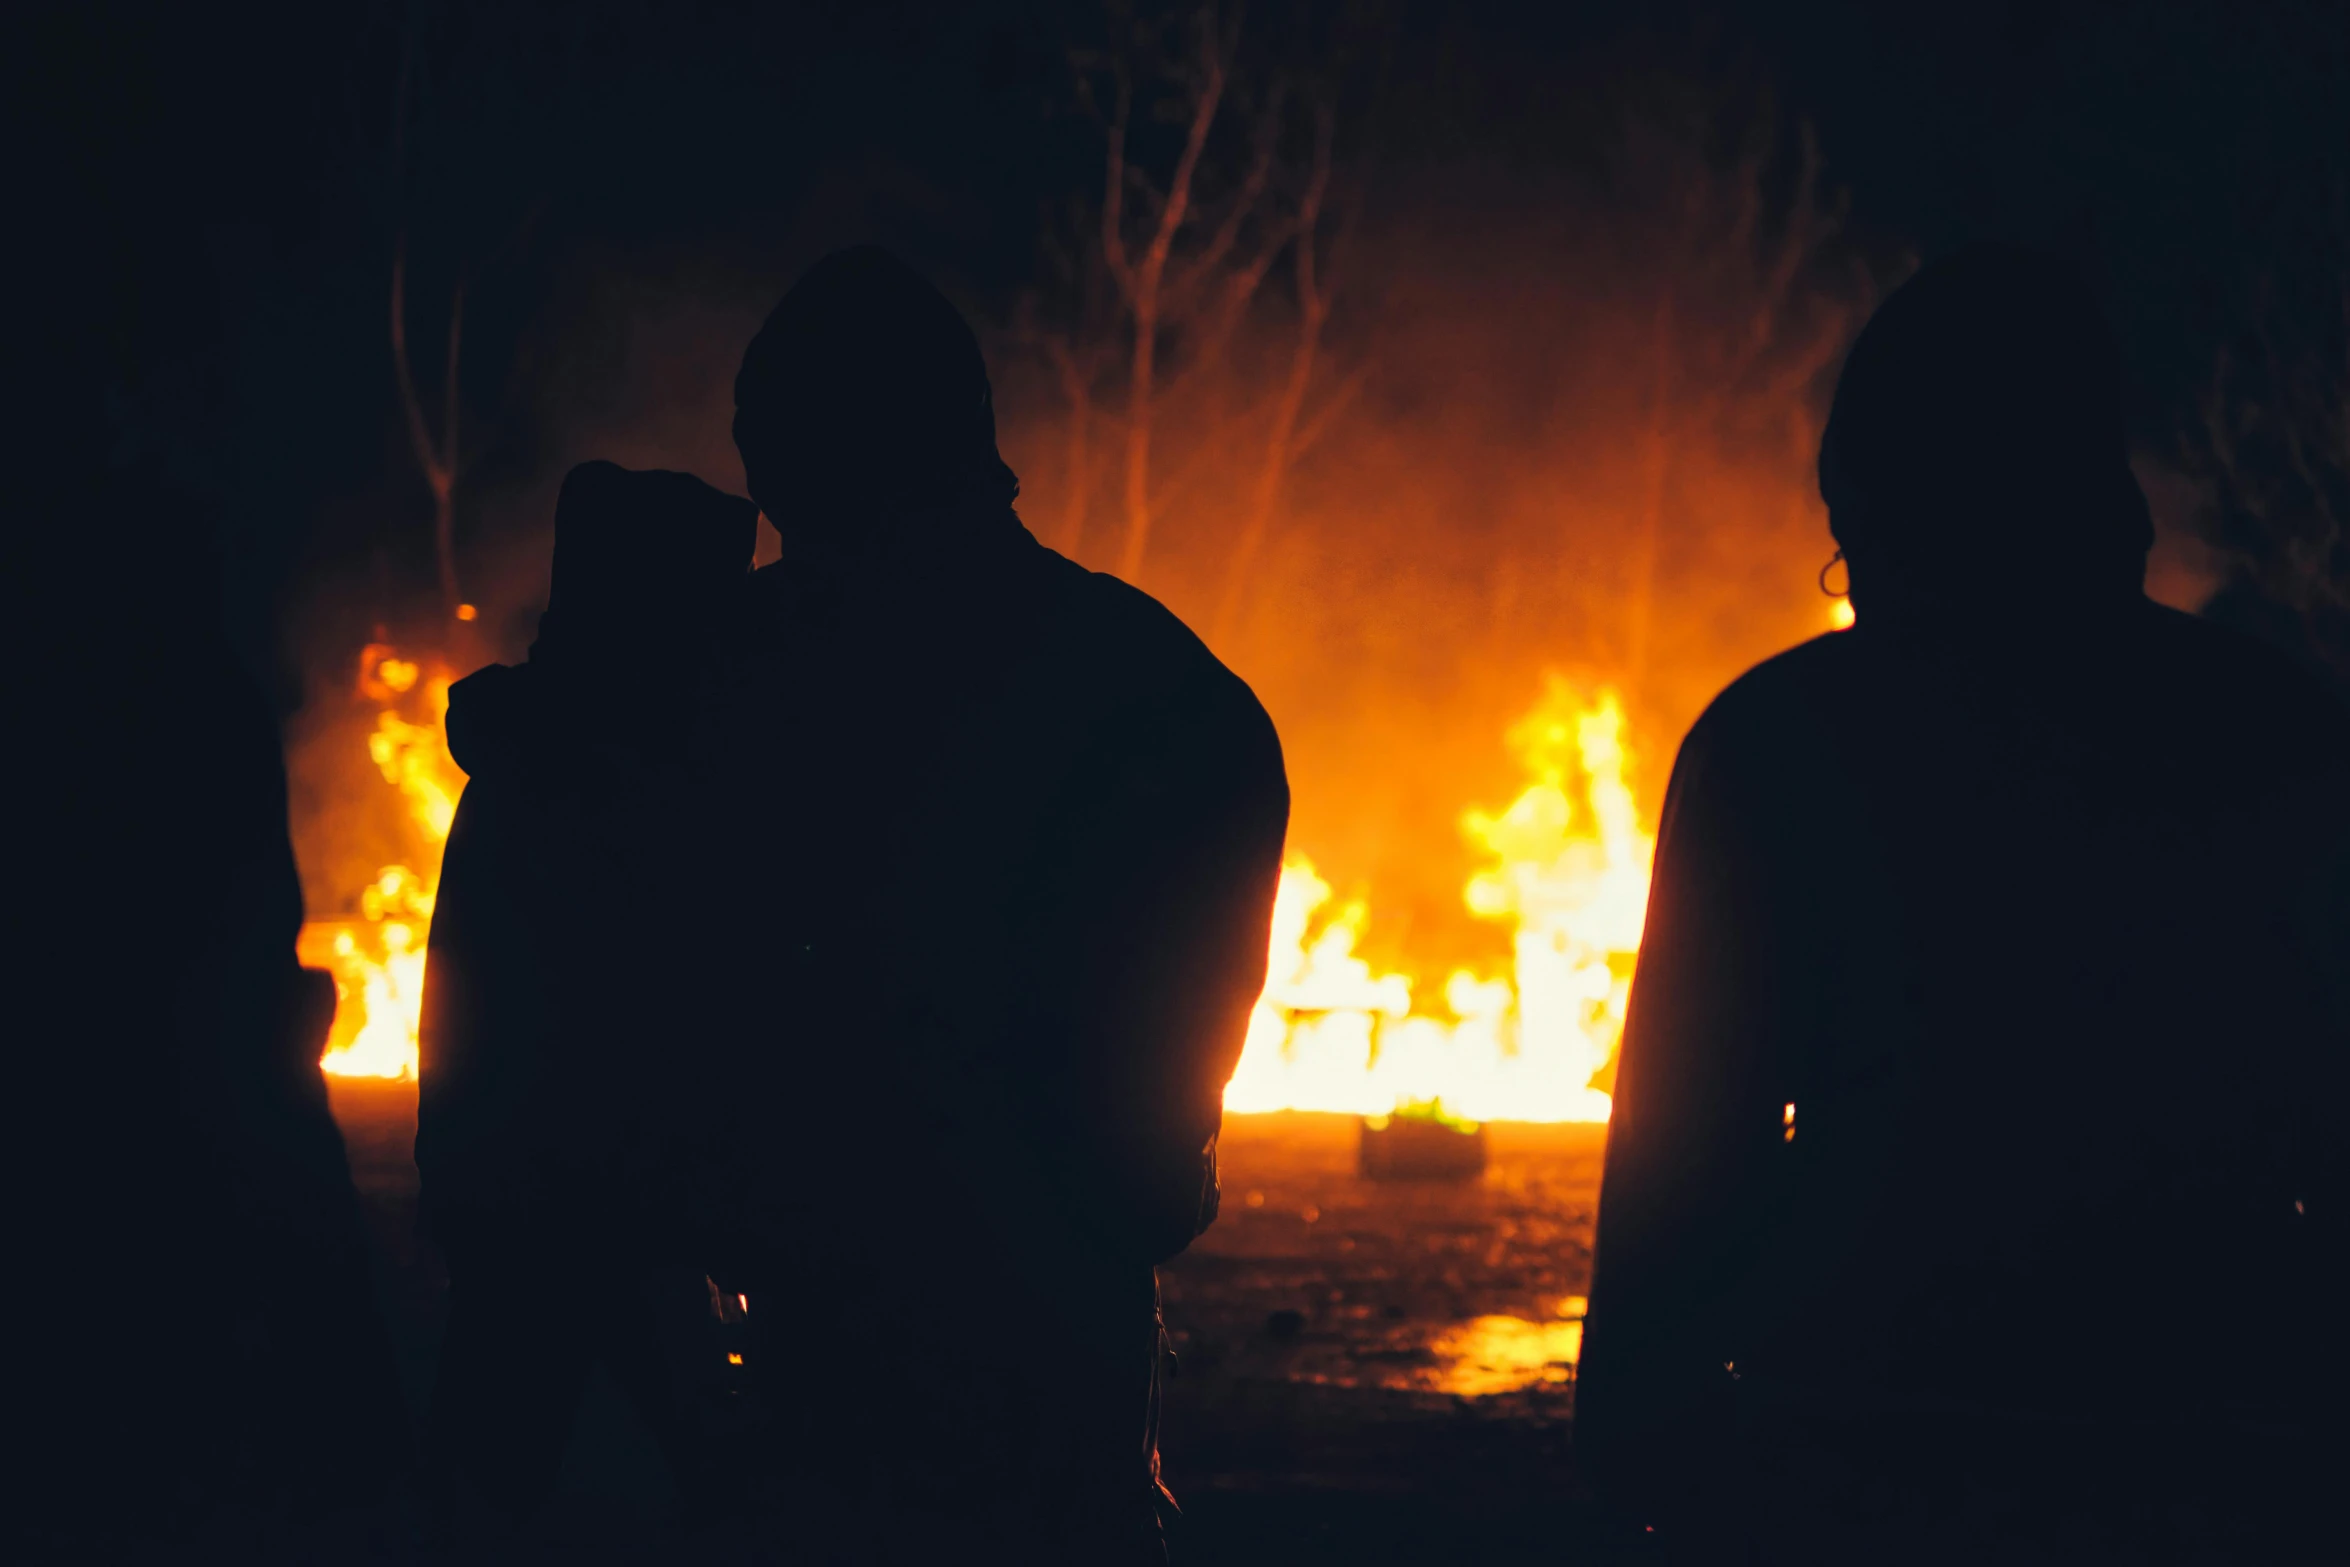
1225,679,1656,1124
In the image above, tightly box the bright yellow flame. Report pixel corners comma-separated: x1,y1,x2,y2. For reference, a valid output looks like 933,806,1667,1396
366,685,459,842
1828,597,1855,630
316,656,463,1081
1225,679,1654,1124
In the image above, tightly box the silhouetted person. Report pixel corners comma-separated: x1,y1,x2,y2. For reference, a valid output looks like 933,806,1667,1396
690,247,1288,1562
21,582,411,1550
1579,249,2350,1563
419,462,760,1527
15,9,408,1545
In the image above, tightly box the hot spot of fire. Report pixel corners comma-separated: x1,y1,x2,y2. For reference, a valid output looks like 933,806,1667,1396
1224,678,1657,1124
303,645,462,1081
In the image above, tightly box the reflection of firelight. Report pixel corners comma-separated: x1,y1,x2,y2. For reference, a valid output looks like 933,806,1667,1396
1428,1316,1584,1397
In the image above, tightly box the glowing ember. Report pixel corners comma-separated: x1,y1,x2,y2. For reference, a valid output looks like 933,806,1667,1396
309,646,461,1081
1225,679,1656,1124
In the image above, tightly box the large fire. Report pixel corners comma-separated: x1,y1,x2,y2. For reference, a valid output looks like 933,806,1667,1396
1224,678,1654,1124
298,650,1673,1121
302,646,462,1081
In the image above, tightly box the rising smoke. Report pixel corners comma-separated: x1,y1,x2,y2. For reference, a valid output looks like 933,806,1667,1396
285,96,1894,979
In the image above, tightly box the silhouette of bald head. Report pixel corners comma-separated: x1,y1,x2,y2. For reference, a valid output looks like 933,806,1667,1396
1819,247,2152,612
733,247,1017,531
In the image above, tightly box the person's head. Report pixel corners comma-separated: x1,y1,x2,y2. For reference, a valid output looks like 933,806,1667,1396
1818,246,2152,621
545,460,758,651
732,246,1018,544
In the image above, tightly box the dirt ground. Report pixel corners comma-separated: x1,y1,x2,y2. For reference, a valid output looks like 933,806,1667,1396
1158,1113,1626,1564
329,1085,1633,1563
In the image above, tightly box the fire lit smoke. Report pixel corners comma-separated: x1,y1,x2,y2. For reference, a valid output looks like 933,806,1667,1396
286,126,1873,1104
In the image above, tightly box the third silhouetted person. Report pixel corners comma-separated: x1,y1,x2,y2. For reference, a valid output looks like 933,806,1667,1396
1579,248,2350,1562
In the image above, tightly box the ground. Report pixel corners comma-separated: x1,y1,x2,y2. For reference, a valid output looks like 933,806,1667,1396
1159,1113,1629,1563
329,1084,1636,1563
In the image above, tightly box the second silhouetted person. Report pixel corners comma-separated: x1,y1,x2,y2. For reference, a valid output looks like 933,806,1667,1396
689,248,1289,1563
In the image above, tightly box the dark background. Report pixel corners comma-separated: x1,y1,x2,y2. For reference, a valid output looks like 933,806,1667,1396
24,0,2347,956
35,0,2346,688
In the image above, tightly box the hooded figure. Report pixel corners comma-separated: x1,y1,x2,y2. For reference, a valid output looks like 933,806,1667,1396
418,462,761,1525
1578,249,2350,1561
695,247,1288,1562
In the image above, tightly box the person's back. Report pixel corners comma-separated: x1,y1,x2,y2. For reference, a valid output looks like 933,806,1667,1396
693,249,1288,1562
418,462,760,1527
1578,249,2350,1562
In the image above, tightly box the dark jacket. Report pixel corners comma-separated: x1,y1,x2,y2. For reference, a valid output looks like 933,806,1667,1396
691,508,1289,1559
1579,599,2350,1554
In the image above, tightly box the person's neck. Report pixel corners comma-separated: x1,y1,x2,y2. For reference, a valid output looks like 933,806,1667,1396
766,499,1021,590
1849,553,2147,633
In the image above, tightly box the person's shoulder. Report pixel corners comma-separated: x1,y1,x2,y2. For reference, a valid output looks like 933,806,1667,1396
1032,541,1192,647
2134,600,2350,763
1688,631,1861,748
1021,540,1285,784
1034,542,1267,706
1651,633,1869,822
2135,598,2336,697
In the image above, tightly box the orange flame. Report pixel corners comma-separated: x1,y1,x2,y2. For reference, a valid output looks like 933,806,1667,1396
310,648,462,1081
1225,679,1655,1124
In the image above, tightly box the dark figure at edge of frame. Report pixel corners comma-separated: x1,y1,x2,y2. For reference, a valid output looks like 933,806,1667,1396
1577,248,2350,1564
679,248,1289,1563
417,463,763,1533
11,10,411,1547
